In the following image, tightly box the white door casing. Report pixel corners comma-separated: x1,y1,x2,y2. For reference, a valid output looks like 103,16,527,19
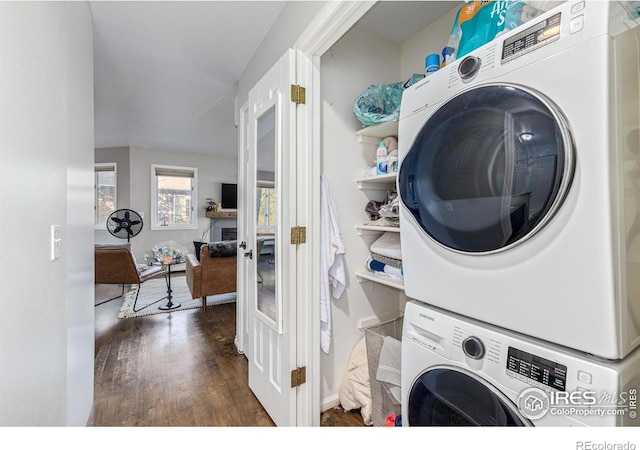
236,101,250,356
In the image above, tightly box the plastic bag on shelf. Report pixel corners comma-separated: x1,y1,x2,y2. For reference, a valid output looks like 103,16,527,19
353,75,424,128
353,82,403,128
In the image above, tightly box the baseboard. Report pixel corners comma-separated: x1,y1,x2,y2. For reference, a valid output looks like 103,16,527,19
321,393,341,412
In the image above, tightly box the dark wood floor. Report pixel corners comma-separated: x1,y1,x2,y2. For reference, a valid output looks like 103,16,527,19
90,279,365,427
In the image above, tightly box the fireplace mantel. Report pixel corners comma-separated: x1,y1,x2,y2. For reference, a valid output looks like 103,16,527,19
206,211,237,242
205,211,237,219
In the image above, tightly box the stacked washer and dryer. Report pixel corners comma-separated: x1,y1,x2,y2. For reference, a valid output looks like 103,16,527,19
397,1,640,426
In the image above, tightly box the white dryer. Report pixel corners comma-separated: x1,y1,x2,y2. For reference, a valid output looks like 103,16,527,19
397,1,640,359
402,301,640,426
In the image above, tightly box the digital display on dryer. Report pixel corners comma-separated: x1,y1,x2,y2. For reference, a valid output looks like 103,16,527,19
502,12,562,63
506,347,567,391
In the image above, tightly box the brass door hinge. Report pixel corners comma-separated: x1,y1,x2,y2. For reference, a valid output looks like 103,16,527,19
291,366,306,388
291,84,306,105
290,226,306,245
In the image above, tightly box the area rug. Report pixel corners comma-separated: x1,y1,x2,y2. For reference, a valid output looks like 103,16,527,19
118,275,236,319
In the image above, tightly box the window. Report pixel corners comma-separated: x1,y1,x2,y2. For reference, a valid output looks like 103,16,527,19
95,163,117,227
256,181,276,229
151,165,197,230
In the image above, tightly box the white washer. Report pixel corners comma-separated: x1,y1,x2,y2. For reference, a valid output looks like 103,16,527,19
397,1,640,359
402,300,640,426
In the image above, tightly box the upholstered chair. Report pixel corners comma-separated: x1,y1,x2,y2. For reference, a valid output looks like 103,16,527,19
94,243,168,310
185,241,237,310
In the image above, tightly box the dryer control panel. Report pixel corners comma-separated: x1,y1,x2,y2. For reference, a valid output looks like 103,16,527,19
502,12,562,64
506,346,567,392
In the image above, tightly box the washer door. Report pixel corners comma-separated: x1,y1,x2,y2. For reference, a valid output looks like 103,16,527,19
408,367,528,426
399,84,574,254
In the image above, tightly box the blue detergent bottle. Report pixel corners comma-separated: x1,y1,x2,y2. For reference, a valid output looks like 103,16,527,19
376,140,388,175
425,53,440,75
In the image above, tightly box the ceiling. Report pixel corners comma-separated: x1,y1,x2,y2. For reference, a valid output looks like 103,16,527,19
358,1,458,44
91,1,287,158
91,1,459,159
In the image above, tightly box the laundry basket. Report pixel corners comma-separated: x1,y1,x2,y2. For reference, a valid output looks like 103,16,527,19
364,316,404,427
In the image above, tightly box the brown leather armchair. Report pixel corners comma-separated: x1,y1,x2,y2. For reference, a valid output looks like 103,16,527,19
185,242,237,310
95,243,168,310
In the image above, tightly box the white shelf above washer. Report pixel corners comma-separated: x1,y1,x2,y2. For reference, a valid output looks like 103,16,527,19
355,172,397,190
355,120,399,144
355,225,400,235
356,270,404,291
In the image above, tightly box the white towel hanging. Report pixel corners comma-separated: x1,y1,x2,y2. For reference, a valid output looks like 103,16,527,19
320,175,346,354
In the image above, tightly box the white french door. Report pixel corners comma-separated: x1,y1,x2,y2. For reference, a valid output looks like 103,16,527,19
245,49,299,426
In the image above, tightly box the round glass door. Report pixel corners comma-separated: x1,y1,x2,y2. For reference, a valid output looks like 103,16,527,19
399,84,574,253
408,367,528,426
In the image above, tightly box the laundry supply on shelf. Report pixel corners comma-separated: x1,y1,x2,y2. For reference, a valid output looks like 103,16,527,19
376,140,388,175
387,149,398,173
363,217,400,228
447,1,561,62
370,252,402,269
364,191,398,224
402,73,425,90
425,53,440,75
441,45,455,67
365,256,403,278
382,135,398,151
370,231,401,260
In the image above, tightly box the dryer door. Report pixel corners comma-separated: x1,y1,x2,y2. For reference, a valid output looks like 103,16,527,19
407,367,529,426
399,83,574,254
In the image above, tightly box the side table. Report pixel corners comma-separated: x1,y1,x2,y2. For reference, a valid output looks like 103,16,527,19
156,259,183,310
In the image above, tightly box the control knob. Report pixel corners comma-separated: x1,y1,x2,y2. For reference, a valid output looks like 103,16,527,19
458,55,482,80
462,336,485,360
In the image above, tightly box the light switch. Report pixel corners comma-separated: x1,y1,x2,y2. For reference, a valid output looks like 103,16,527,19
51,225,61,261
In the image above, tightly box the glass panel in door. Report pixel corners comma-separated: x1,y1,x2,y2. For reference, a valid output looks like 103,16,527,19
255,104,278,328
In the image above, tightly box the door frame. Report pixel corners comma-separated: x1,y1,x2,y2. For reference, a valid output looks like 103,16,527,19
235,100,250,356
292,1,377,426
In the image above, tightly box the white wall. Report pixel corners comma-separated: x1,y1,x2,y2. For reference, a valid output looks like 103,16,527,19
400,3,462,78
320,24,404,409
237,1,325,111
0,1,94,425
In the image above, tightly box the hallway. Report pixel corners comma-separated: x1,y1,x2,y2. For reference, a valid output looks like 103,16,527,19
90,280,364,426
91,281,273,426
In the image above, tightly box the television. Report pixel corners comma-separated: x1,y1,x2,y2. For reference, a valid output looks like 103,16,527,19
221,183,237,210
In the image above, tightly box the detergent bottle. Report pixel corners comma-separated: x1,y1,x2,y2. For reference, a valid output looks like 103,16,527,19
376,140,388,175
